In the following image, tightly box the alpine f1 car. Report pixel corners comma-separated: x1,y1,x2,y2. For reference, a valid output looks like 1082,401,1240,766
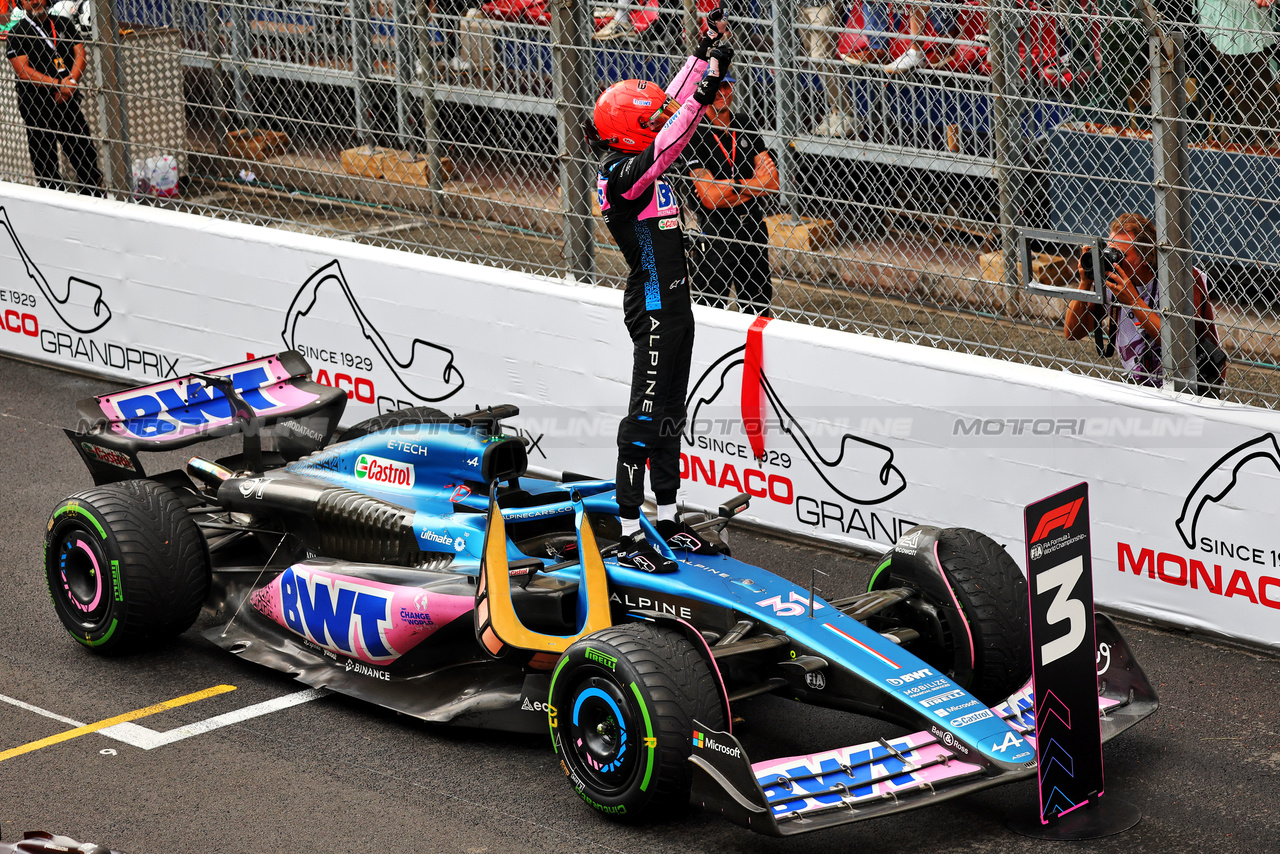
44,352,1158,835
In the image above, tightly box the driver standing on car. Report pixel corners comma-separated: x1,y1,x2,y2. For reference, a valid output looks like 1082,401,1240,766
591,8,732,572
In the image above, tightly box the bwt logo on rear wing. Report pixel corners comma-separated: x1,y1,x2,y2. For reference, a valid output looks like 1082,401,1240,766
96,354,312,439
66,351,347,484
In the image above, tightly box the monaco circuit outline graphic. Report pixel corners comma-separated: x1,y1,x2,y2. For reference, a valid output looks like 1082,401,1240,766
282,259,465,404
685,345,907,505
1176,433,1280,549
0,206,112,333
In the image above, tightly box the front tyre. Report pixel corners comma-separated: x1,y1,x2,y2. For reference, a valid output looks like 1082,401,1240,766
872,527,1030,704
45,480,209,654
549,623,724,821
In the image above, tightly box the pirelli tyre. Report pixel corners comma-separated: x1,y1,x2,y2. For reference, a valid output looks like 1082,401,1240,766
44,480,210,654
549,623,724,821
870,527,1031,704
338,407,449,443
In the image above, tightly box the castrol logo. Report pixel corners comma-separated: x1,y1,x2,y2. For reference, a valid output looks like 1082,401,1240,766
355,454,415,489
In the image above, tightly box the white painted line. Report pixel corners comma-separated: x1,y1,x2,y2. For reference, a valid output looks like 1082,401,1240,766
1,688,327,751
0,692,87,727
98,687,328,749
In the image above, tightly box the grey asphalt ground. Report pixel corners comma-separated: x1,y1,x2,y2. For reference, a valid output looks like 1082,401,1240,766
0,354,1277,854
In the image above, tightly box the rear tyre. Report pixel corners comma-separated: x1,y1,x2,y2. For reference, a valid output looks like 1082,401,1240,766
873,527,1030,704
549,623,724,821
44,480,210,654
337,406,449,443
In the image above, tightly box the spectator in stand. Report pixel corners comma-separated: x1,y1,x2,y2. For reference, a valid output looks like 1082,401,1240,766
800,1,856,136
1063,213,1225,393
1195,0,1279,147
843,0,958,73
5,0,102,193
685,74,779,315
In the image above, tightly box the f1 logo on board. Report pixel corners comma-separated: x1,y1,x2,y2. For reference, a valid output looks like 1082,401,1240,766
1030,497,1084,543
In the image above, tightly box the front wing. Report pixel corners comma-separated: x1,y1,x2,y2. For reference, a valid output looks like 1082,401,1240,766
689,613,1158,836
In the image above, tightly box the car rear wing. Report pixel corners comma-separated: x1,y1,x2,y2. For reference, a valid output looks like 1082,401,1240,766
690,613,1157,836
66,350,346,484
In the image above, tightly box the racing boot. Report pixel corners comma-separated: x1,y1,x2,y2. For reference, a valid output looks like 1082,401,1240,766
616,533,678,573
657,518,728,556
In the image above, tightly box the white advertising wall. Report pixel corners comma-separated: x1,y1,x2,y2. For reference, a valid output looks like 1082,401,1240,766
3,184,1279,650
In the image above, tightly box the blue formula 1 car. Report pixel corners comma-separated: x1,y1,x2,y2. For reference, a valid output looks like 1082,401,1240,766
43,352,1158,835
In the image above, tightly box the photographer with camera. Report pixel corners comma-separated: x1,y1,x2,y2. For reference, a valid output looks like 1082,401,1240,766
1063,213,1226,395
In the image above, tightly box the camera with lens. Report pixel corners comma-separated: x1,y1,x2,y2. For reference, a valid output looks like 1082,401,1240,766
1081,243,1125,281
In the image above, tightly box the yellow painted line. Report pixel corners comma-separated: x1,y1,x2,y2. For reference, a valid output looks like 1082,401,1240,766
0,685,236,763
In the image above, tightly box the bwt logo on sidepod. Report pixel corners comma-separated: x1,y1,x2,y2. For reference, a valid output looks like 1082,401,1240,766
277,566,399,662
355,454,415,488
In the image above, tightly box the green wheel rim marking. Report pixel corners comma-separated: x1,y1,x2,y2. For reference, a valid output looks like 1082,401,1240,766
629,682,655,792
867,557,892,592
80,618,117,647
548,653,572,748
54,504,106,540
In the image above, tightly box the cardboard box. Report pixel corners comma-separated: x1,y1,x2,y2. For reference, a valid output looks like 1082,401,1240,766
381,152,455,185
764,213,836,252
979,251,1075,290
225,129,291,161
340,146,392,179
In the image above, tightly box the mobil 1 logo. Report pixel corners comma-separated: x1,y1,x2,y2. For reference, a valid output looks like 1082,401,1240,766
1024,482,1104,823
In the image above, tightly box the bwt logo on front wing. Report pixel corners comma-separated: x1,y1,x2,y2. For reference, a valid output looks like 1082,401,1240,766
355,454,415,488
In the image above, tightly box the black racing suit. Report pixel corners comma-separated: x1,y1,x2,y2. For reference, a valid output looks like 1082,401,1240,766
598,54,724,515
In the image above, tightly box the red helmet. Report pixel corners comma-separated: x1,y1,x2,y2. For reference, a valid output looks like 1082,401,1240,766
592,79,680,153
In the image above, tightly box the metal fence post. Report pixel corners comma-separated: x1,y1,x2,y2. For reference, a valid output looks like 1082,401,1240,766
551,0,596,283
394,0,416,150
990,0,1025,296
771,0,798,217
1149,31,1196,392
228,0,251,123
415,0,443,215
682,0,698,54
352,0,374,148
89,0,131,197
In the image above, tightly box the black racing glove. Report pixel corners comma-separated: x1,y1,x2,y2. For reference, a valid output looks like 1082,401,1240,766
693,43,734,105
693,7,725,60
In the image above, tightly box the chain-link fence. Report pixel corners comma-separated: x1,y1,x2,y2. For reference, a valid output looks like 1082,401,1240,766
2,0,1278,405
